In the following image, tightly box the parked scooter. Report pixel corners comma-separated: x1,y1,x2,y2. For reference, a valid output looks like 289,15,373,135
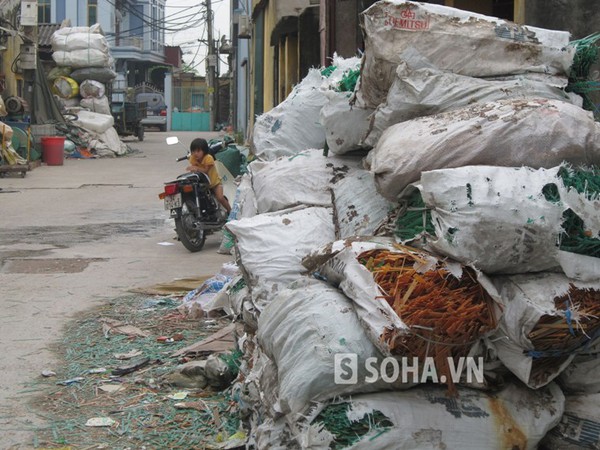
159,137,228,252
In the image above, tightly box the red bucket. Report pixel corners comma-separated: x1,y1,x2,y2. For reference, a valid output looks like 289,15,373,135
41,136,66,166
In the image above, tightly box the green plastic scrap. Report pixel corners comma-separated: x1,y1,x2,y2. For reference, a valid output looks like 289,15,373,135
314,403,393,448
337,69,360,92
567,33,600,119
321,65,337,77
395,189,436,242
542,165,600,257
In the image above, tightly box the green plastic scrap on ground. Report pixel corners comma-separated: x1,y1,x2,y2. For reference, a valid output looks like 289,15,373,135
395,189,436,242
567,33,600,119
314,403,393,448
31,295,242,448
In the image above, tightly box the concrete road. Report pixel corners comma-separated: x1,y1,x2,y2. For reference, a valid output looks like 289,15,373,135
0,131,233,448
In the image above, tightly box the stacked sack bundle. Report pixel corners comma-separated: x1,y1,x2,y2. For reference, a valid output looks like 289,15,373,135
49,24,127,156
206,2,600,448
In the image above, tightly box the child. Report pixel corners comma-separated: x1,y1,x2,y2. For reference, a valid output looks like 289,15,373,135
186,138,232,215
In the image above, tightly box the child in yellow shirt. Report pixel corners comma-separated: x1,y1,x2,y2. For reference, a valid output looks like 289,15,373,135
186,138,232,215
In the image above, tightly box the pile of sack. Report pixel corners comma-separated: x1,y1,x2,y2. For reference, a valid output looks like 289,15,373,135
49,24,127,157
203,1,600,448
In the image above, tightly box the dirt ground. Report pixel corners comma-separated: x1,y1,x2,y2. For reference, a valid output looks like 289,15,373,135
0,131,233,448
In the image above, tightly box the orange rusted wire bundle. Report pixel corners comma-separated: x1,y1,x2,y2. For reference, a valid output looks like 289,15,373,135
358,248,497,391
526,284,600,386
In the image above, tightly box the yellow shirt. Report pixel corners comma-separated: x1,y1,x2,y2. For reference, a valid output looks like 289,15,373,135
189,153,221,188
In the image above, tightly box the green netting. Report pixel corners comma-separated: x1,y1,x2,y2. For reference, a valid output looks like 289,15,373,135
567,33,600,119
314,403,393,448
394,189,436,242
337,69,360,92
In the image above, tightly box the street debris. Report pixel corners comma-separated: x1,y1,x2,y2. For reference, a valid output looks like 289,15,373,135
55,377,85,386
111,357,151,376
84,417,116,427
100,318,150,338
166,391,189,400
113,349,143,360
41,370,56,378
34,295,241,448
97,384,124,394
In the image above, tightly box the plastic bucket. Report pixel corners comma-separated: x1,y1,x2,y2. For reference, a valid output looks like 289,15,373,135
41,136,65,166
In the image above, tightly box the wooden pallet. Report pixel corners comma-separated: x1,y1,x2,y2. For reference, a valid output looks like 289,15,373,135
0,163,31,178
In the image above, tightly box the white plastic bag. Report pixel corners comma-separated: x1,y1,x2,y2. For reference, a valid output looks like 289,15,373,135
250,149,363,214
79,80,106,99
73,110,114,134
80,96,111,115
541,393,600,449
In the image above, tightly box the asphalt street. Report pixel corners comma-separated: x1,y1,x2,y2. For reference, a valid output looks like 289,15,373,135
0,130,233,448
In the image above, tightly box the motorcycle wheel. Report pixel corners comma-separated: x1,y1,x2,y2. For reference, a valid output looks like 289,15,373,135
174,202,206,252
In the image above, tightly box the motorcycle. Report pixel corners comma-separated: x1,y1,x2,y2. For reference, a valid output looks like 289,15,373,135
159,137,229,252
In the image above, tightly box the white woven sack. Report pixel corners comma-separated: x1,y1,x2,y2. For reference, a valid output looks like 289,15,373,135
251,70,327,160
368,98,600,201
364,62,579,147
355,0,574,108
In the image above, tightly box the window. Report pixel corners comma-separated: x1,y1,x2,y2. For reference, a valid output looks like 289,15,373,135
88,0,97,26
38,0,51,24
192,93,205,110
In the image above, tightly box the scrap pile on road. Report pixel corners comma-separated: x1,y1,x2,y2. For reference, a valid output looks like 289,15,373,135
204,1,600,448
47,24,128,157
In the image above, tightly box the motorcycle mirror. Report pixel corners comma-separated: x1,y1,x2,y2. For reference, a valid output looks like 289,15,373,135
166,136,179,146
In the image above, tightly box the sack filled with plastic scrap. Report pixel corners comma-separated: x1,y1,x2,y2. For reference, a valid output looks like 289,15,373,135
557,337,600,394
225,205,336,290
305,237,501,393
248,149,392,236
367,98,600,201
298,382,564,450
490,272,600,389
257,278,414,416
319,56,374,154
394,164,600,279
363,62,582,148
354,0,574,108
541,392,600,450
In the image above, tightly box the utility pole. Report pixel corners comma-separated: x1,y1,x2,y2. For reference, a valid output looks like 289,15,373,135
206,0,217,131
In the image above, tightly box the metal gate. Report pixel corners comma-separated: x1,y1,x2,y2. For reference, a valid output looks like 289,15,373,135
171,85,210,131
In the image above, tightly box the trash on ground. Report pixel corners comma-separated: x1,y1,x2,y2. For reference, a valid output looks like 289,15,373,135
113,349,143,360
100,318,149,338
85,417,117,427
111,357,150,376
56,377,85,386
